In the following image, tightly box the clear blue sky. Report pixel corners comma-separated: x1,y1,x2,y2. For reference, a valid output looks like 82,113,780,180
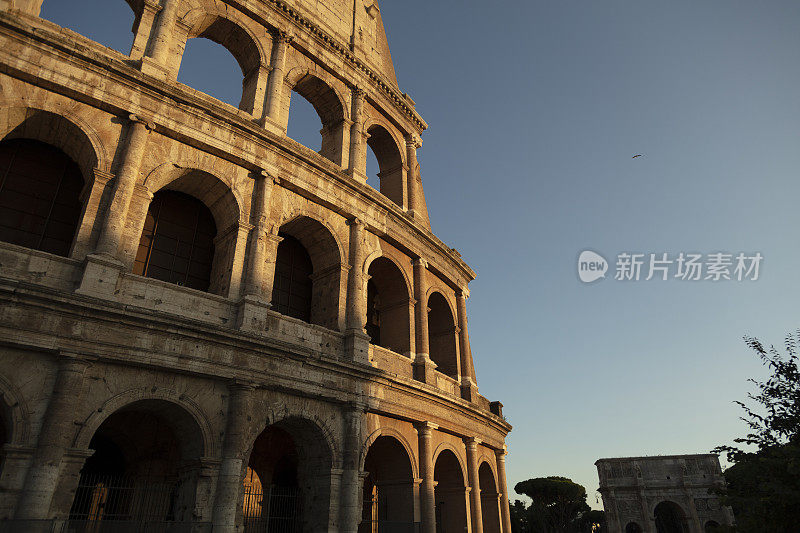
42,1,800,509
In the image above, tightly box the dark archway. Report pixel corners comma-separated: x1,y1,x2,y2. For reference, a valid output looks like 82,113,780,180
272,234,313,322
359,436,416,532
366,125,404,208
626,522,643,533
244,417,333,532
69,399,206,527
433,449,468,533
478,462,501,533
428,292,459,378
366,257,412,356
704,520,721,532
0,139,84,257
271,216,342,330
133,190,217,292
654,501,687,533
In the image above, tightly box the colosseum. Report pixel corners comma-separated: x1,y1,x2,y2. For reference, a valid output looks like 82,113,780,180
0,0,512,531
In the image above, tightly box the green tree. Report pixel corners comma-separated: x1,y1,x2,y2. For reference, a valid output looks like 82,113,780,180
713,331,800,532
512,476,599,533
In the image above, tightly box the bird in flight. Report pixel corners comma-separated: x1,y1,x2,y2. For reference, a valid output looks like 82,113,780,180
632,154,643,159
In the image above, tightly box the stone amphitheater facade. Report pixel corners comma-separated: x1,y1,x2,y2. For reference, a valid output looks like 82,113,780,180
0,1,512,531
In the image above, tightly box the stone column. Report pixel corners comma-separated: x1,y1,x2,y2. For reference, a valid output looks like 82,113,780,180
130,0,161,60
15,354,91,521
457,288,479,401
465,438,484,533
413,258,436,383
339,405,365,531
416,422,437,533
94,114,152,259
8,0,42,16
211,382,254,531
348,88,367,181
405,134,420,214
345,218,370,363
141,0,178,75
345,218,366,332
495,447,512,533
242,171,274,298
263,31,291,126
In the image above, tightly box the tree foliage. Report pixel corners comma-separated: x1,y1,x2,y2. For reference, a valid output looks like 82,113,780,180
713,331,800,532
511,476,604,533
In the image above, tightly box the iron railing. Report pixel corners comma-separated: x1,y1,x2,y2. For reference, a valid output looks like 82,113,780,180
241,484,301,533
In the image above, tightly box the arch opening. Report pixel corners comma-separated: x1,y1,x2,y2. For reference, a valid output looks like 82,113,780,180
41,0,136,56
433,449,468,533
626,522,643,533
287,75,347,165
654,501,688,533
366,125,405,208
359,436,416,532
178,16,262,112
244,418,333,532
69,399,206,526
0,139,84,257
478,462,501,533
134,170,241,296
428,292,459,378
133,190,217,292
271,216,342,330
704,520,721,532
366,257,412,356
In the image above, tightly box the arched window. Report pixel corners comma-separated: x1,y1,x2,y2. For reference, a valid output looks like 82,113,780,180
366,125,405,208
286,74,346,164
40,0,136,55
271,234,313,322
428,292,459,377
133,190,216,292
366,257,412,355
0,139,84,257
178,37,243,108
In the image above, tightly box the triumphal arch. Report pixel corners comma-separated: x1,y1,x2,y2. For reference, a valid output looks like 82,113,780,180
0,0,512,531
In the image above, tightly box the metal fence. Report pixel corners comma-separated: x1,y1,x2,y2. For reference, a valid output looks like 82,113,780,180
241,484,302,533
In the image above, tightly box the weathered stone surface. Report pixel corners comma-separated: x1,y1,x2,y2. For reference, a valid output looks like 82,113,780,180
597,455,735,533
0,1,510,531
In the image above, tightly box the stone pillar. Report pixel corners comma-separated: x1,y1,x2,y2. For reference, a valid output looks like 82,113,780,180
457,288,479,401
141,0,178,76
130,0,161,60
405,134,420,214
94,115,152,259
413,258,436,383
263,31,291,126
465,438,484,533
339,405,365,531
416,422,437,533
15,354,91,521
242,171,274,299
211,381,254,531
348,88,367,182
495,447,512,533
345,218,370,363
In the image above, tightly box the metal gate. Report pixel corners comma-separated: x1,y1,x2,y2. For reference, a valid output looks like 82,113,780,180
62,473,202,533
242,484,302,533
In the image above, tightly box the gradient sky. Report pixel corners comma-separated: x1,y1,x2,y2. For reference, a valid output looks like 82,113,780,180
41,0,800,509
